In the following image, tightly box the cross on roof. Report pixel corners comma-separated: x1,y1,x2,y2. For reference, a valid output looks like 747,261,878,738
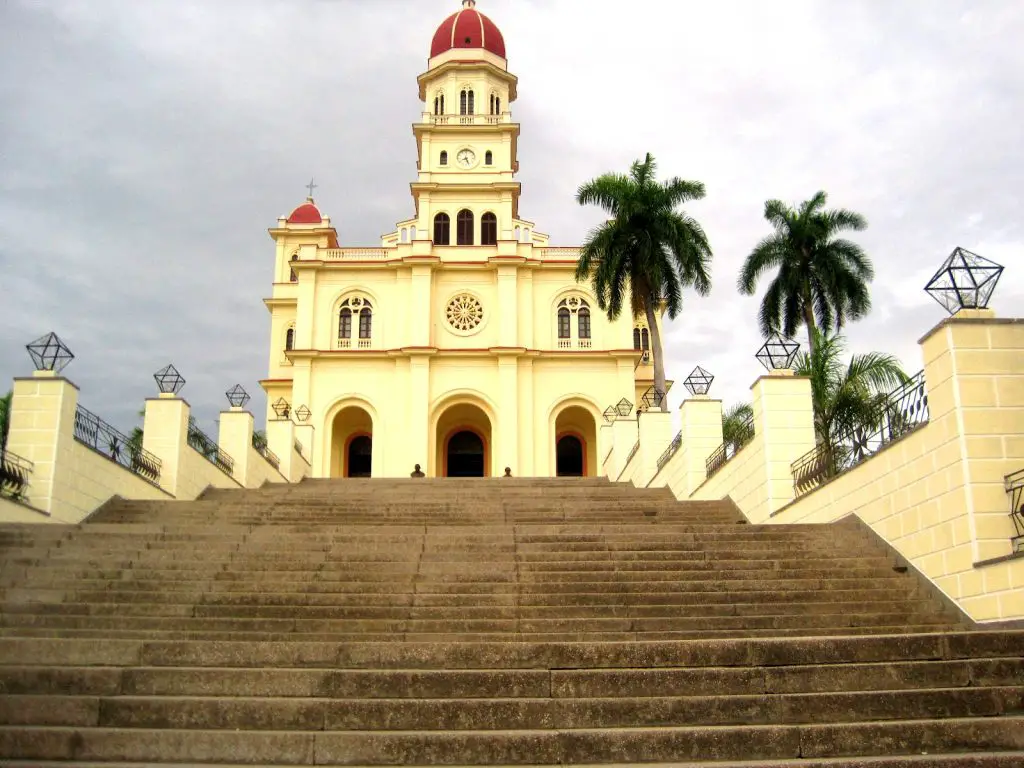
305,177,317,199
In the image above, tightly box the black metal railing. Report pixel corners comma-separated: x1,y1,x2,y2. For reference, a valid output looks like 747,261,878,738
1006,469,1024,553
706,412,755,479
792,370,930,498
252,432,280,470
187,421,235,475
657,431,682,472
74,405,162,485
0,449,33,500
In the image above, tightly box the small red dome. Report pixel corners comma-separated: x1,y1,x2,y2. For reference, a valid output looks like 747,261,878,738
287,201,322,225
430,0,506,60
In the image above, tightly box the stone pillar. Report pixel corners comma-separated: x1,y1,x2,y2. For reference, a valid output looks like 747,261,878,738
749,370,816,522
676,396,724,498
265,417,297,482
218,408,254,487
5,372,80,515
638,410,674,487
142,393,191,498
598,422,614,477
609,416,639,482
920,308,1024,567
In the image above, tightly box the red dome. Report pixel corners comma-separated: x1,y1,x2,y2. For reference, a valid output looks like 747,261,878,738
287,201,322,225
430,1,506,59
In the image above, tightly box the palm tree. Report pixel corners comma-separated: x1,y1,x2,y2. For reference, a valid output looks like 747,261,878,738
721,402,754,450
738,191,873,357
0,390,11,453
795,329,909,463
576,153,713,411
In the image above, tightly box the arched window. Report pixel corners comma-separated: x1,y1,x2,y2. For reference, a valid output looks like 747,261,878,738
514,225,521,241
557,308,571,339
400,228,408,243
359,308,372,339
460,89,475,115
633,328,642,350
289,254,298,283
285,327,295,351
578,307,591,339
642,328,650,350
481,212,497,246
409,226,417,240
456,209,474,245
433,213,450,245
434,93,445,115
339,309,352,340
440,150,448,166
484,150,493,166
339,297,373,345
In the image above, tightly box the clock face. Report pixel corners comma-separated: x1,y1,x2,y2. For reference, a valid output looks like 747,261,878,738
456,149,476,168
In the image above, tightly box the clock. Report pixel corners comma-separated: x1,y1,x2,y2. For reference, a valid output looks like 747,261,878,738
456,149,476,168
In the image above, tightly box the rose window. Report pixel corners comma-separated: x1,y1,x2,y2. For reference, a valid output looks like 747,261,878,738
446,294,484,332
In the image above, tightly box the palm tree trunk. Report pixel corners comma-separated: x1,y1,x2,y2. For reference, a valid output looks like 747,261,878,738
802,283,817,358
643,301,669,412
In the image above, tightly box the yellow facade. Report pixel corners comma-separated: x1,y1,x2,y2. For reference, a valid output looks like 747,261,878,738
260,6,663,478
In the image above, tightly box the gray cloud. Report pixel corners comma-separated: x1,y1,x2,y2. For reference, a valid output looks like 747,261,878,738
1,0,1021,438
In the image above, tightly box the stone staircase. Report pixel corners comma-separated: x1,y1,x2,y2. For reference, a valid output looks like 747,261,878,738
0,477,1020,766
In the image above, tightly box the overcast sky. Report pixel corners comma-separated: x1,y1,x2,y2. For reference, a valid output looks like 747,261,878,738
1,0,1021,441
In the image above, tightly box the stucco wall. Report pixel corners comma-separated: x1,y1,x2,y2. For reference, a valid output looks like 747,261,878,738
691,438,766,518
177,448,242,500
0,496,56,524
247,446,287,487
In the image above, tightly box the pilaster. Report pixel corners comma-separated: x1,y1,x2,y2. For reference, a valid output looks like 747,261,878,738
497,356,518,474
409,355,431,474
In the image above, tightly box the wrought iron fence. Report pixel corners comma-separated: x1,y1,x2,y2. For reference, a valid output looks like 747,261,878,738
0,450,33,500
252,432,280,470
706,412,755,479
73,406,161,485
792,370,930,498
1006,469,1024,553
187,421,235,475
657,431,682,472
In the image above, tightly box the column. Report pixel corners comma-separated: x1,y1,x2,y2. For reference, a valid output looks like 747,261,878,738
142,393,192,497
5,372,80,514
750,370,816,521
218,408,254,487
676,396,724,497
637,409,675,487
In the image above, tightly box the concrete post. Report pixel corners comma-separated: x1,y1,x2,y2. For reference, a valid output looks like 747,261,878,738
142,393,191,498
218,408,254,487
266,417,297,482
610,417,639,482
638,410,674,487
598,423,614,477
5,372,79,515
677,396,724,497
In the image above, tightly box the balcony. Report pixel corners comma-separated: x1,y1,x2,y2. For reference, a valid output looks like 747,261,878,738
322,249,392,261
422,113,511,126
338,339,373,350
557,339,593,350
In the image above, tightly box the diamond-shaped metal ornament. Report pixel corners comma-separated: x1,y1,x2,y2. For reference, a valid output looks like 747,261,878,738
683,365,714,396
924,247,1004,315
154,364,186,394
615,398,634,418
602,406,617,424
641,387,666,410
756,336,800,371
272,398,291,419
225,384,250,409
26,332,74,373
295,405,311,422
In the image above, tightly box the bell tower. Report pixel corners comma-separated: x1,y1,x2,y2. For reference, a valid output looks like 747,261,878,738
412,0,523,247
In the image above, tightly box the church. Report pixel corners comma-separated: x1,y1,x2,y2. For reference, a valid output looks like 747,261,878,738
261,0,665,479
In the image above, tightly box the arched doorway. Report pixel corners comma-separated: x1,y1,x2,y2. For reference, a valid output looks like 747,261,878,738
330,405,373,478
556,434,585,477
553,404,598,477
347,435,372,478
446,430,485,477
434,399,493,477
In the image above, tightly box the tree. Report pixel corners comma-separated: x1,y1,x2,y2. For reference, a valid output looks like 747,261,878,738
575,153,713,412
0,390,11,453
721,402,754,450
738,191,873,357
795,329,909,460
